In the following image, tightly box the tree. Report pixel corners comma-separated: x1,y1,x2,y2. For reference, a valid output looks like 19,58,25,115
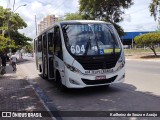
79,0,133,36
134,32,160,56
149,0,159,21
64,13,83,20
0,35,15,52
0,6,10,35
25,43,33,53
0,6,27,35
0,6,29,51
10,31,32,50
0,35,9,52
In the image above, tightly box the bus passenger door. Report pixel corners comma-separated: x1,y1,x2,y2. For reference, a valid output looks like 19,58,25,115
53,26,65,85
47,32,55,79
42,34,48,78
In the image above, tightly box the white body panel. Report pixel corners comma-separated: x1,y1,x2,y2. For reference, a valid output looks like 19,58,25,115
35,20,125,88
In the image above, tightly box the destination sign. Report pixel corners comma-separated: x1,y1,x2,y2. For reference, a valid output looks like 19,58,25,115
85,69,114,75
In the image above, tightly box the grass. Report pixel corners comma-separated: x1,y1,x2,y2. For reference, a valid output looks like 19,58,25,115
140,55,160,59
124,48,160,55
124,48,160,59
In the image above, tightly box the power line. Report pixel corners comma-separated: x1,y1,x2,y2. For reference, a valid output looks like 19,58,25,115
52,0,66,12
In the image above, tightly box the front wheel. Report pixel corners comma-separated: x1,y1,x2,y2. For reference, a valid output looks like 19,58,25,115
56,72,66,92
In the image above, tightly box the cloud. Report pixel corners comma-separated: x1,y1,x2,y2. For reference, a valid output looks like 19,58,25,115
21,0,79,39
119,0,157,32
0,0,158,39
0,0,80,39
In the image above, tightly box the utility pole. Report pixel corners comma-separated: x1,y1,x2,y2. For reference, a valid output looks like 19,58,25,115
13,0,15,11
35,15,38,36
7,1,27,53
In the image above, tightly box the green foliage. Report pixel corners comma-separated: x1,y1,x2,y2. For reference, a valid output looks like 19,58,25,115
134,33,160,46
64,13,83,20
0,6,27,33
79,0,133,36
149,0,159,21
0,7,10,33
25,43,33,53
134,32,160,56
9,13,27,31
0,35,15,52
0,35,8,52
0,6,30,52
10,31,32,50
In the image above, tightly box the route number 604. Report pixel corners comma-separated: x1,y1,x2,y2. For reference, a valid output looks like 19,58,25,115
71,45,85,54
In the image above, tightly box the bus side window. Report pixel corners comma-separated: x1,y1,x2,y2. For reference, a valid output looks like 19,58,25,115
54,26,63,60
38,36,42,52
43,34,47,54
48,32,54,55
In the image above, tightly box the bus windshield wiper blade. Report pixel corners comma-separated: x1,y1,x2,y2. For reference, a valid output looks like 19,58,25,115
95,33,99,50
83,36,91,56
109,30,117,54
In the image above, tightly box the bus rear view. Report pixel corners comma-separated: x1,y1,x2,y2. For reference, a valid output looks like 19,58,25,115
61,21,125,88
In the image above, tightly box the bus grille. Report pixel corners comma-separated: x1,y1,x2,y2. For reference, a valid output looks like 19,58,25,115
82,75,117,85
76,54,120,70
81,59,117,70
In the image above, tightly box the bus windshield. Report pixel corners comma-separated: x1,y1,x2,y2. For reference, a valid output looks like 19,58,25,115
62,23,121,56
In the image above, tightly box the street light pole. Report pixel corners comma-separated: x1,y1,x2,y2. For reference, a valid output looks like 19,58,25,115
7,4,27,52
13,4,27,13
13,0,15,12
35,15,38,36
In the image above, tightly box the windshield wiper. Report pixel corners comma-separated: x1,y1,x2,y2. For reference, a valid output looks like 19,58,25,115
95,33,99,50
109,30,117,55
84,35,91,56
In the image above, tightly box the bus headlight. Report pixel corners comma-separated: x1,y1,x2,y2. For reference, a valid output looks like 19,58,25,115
65,63,82,74
116,62,125,71
116,56,125,71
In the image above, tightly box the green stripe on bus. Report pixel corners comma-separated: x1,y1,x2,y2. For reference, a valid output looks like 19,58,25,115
104,49,113,53
115,49,121,52
104,49,120,53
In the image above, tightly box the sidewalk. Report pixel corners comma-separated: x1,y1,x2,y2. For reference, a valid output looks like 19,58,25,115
0,64,54,119
125,54,160,62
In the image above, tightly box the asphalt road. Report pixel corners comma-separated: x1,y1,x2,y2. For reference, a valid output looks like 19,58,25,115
124,60,160,96
17,58,160,120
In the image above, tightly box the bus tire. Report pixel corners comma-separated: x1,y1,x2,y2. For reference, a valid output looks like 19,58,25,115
56,71,66,92
39,65,42,72
42,72,47,79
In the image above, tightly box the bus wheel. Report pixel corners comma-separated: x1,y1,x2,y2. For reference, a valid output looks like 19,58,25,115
42,73,47,79
39,65,42,72
56,72,66,92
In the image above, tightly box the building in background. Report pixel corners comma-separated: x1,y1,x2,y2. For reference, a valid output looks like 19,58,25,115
121,31,154,45
38,15,58,34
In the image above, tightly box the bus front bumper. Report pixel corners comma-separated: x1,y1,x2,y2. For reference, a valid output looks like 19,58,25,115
64,67,125,88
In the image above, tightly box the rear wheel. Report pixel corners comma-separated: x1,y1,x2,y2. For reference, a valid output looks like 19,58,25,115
42,72,47,79
42,63,48,79
39,65,42,72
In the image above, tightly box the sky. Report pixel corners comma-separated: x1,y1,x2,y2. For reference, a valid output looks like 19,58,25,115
0,0,158,39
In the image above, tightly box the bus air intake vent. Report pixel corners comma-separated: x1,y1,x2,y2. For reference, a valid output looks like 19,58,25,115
81,60,117,70
76,54,120,70
82,75,117,85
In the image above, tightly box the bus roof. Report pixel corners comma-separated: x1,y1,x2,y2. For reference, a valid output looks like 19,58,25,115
37,20,111,37
59,20,111,24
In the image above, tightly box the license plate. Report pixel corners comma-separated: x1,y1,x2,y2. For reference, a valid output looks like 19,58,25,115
95,75,106,80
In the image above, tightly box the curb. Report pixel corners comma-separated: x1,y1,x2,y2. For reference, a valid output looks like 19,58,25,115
126,59,160,62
